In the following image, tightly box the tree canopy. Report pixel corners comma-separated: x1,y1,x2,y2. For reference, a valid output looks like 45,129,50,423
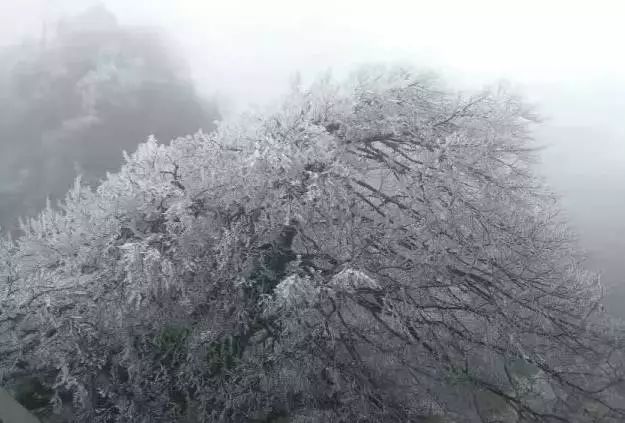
0,4,219,232
0,66,623,422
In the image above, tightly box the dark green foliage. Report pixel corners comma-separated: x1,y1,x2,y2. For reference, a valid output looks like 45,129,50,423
206,335,243,375
153,325,191,365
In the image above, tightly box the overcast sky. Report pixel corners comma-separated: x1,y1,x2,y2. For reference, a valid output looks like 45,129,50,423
1,0,624,301
3,0,625,104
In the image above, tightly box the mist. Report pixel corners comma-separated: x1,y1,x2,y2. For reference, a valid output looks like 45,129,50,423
0,3,219,231
2,2,625,421
2,0,622,312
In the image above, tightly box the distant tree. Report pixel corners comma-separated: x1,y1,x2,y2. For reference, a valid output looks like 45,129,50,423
0,66,624,422
0,4,219,232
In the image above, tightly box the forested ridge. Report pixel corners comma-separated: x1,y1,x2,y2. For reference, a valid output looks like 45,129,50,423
1,66,624,422
0,4,218,233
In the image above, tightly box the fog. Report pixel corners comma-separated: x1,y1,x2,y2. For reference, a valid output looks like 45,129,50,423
1,0,624,313
3,3,625,420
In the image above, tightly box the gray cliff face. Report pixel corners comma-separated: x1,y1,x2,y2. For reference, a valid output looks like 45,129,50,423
0,387,42,423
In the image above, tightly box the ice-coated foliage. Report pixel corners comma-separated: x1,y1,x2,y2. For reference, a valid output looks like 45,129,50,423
1,66,624,422
274,274,320,309
329,268,380,293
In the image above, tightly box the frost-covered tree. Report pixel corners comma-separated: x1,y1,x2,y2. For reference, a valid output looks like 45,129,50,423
1,66,624,422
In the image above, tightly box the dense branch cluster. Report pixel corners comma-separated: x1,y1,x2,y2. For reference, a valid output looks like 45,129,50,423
1,66,624,422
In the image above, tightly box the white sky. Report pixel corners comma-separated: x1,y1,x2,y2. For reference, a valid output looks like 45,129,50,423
3,0,625,105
